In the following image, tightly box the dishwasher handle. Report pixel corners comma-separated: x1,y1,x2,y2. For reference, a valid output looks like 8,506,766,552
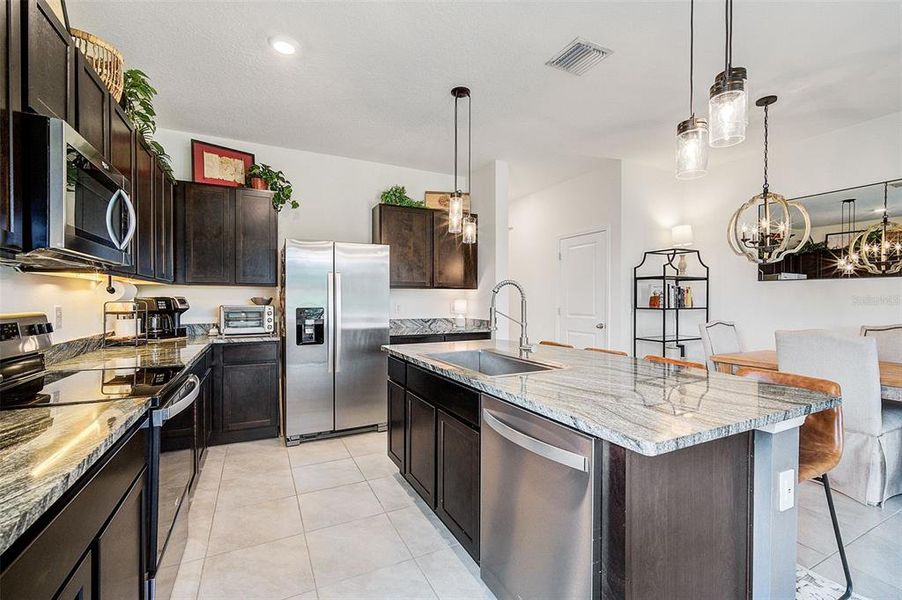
482,409,589,472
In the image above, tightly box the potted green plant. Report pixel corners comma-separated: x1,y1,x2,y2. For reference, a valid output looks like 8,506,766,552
247,163,298,211
380,185,423,207
122,69,173,177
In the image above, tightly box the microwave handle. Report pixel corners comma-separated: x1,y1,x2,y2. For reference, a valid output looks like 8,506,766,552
118,190,137,250
105,189,123,249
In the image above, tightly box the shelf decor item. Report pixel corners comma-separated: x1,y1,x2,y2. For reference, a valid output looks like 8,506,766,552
71,28,124,101
381,185,424,207
633,249,709,358
727,96,810,264
247,163,297,211
675,0,708,180
123,69,173,176
191,139,254,187
425,191,470,212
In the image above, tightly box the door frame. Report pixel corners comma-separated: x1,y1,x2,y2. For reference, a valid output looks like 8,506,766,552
555,226,612,347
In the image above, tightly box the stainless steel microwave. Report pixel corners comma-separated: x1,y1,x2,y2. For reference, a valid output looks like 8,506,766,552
14,113,135,267
220,305,275,336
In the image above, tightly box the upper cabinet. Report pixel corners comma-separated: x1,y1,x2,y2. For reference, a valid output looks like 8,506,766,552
1,0,23,253
23,0,72,121
175,181,277,286
372,204,477,290
134,138,156,279
74,50,109,156
154,163,174,282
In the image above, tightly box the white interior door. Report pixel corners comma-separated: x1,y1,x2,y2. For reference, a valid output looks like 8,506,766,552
558,230,608,349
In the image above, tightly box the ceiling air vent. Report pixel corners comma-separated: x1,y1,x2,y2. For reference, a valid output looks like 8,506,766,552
545,38,612,76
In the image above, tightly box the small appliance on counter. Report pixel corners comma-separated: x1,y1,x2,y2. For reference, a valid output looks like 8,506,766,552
134,297,190,339
219,305,275,336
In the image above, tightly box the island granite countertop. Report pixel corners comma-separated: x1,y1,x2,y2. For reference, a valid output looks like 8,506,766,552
382,339,840,456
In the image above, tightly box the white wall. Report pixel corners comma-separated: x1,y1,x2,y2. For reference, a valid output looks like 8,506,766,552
620,111,902,356
508,163,623,348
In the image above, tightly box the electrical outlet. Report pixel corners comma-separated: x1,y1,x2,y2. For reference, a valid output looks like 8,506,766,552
778,469,795,511
54,305,63,330
394,303,401,316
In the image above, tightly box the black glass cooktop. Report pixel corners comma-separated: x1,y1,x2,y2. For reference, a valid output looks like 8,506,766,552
0,366,183,410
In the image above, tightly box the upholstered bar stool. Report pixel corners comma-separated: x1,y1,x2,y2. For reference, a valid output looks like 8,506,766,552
539,340,574,348
643,355,707,370
585,347,627,356
737,367,852,600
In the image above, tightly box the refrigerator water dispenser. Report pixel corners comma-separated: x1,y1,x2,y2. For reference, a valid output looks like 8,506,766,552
297,307,324,344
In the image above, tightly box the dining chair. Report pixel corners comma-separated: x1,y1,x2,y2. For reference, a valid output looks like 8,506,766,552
860,324,902,362
585,347,628,356
643,355,707,370
776,329,902,506
539,340,574,348
699,320,742,371
736,367,852,599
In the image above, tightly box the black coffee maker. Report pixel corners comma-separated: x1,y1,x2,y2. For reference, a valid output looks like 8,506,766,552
135,297,190,339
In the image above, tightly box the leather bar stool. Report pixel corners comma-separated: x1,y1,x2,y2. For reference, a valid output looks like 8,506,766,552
737,367,852,600
585,347,628,356
643,355,707,370
539,340,574,348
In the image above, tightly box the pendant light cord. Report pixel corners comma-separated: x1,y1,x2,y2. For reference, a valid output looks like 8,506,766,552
689,0,695,116
724,0,733,76
762,103,769,195
467,92,471,217
453,94,459,193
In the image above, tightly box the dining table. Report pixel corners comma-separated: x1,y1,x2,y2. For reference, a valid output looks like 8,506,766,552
709,350,902,402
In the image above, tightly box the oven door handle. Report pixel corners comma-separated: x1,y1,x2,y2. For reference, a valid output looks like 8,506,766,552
156,375,200,425
105,189,124,250
118,189,137,250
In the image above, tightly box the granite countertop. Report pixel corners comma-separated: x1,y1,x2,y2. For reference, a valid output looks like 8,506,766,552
390,318,492,337
383,340,841,456
0,398,151,556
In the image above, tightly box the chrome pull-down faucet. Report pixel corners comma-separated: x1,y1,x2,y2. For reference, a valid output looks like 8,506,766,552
489,279,535,353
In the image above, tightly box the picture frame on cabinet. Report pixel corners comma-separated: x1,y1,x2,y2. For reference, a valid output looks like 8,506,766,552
191,139,255,187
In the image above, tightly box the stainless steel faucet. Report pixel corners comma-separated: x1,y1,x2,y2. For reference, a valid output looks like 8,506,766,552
489,279,535,353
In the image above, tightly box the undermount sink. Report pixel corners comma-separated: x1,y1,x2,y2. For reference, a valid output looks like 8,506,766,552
425,349,560,377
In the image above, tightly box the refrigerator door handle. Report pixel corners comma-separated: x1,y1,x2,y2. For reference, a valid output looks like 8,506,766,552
327,272,335,374
334,272,342,373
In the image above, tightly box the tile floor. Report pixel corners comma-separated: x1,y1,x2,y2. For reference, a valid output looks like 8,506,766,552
171,431,902,600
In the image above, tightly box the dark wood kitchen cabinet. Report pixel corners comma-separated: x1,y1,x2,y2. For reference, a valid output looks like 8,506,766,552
0,0,22,254
109,104,134,192
175,182,277,286
154,165,174,282
209,342,280,445
74,51,109,157
387,379,406,470
405,391,436,506
436,409,479,560
372,204,434,288
23,0,73,122
134,139,156,278
97,472,147,600
372,204,477,289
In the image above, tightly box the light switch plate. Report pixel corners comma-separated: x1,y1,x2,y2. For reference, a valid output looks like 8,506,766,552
778,469,795,511
54,305,63,330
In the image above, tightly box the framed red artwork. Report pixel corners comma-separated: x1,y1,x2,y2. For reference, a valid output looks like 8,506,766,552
191,139,255,187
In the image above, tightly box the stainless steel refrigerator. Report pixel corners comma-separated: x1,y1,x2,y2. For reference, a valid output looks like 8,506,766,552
282,240,390,443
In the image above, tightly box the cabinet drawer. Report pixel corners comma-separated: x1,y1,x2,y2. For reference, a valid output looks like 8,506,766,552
406,364,479,428
388,356,406,385
220,342,278,364
444,332,491,342
390,334,445,345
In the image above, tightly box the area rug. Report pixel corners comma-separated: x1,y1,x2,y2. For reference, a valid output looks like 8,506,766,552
797,566,868,600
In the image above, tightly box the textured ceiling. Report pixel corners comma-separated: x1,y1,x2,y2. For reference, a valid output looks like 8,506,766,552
67,1,902,185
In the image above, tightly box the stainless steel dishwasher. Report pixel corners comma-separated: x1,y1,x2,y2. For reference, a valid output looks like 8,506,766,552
480,394,599,600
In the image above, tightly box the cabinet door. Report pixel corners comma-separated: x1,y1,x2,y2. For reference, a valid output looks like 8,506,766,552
195,367,211,467
0,0,21,252
134,140,154,278
433,210,477,289
55,550,94,600
235,188,277,285
387,380,405,471
220,362,279,434
436,410,480,560
404,391,435,506
375,205,433,288
96,473,146,600
179,183,234,284
24,0,72,121
154,173,174,282
109,104,133,193
74,52,109,157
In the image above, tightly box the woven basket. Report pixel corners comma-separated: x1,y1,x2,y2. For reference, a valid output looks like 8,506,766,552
70,28,124,102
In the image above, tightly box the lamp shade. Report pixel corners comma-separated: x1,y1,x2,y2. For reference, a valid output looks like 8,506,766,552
671,225,694,247
451,298,468,315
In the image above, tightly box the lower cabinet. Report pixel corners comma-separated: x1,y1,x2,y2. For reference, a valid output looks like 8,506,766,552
97,472,147,600
55,550,94,600
387,380,405,470
404,391,436,506
209,342,281,445
436,410,480,559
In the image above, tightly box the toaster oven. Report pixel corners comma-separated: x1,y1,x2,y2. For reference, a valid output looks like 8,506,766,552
219,305,275,336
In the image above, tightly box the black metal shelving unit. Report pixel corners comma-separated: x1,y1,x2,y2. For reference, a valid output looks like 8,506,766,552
633,249,710,358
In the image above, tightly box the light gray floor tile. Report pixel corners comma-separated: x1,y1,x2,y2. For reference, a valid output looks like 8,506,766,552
813,554,902,600
170,558,203,600
197,535,315,600
298,481,384,531
797,543,829,569
182,488,217,562
207,495,303,556
216,469,297,509
305,513,412,587
353,453,399,480
800,481,898,535
843,514,902,588
286,592,319,600
316,559,437,599
222,450,291,479
368,474,418,512
798,506,849,556
342,432,387,457
387,504,457,557
226,437,287,457
288,438,350,468
292,458,365,494
415,546,495,600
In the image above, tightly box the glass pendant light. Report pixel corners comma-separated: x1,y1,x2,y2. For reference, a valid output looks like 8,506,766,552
708,0,748,148
675,0,708,179
462,216,476,244
448,193,463,234
450,86,476,244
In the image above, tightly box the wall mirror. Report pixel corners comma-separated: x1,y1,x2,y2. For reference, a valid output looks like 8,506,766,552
758,178,902,281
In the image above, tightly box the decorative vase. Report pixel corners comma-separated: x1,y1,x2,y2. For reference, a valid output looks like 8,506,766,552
677,254,688,276
249,177,267,190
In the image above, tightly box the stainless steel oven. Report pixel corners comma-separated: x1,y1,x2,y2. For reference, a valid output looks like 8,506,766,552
15,112,135,267
220,305,275,336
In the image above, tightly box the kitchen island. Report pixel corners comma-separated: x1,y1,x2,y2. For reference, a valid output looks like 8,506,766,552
383,340,840,599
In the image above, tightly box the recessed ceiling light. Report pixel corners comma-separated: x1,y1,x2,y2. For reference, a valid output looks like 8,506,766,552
269,36,298,56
